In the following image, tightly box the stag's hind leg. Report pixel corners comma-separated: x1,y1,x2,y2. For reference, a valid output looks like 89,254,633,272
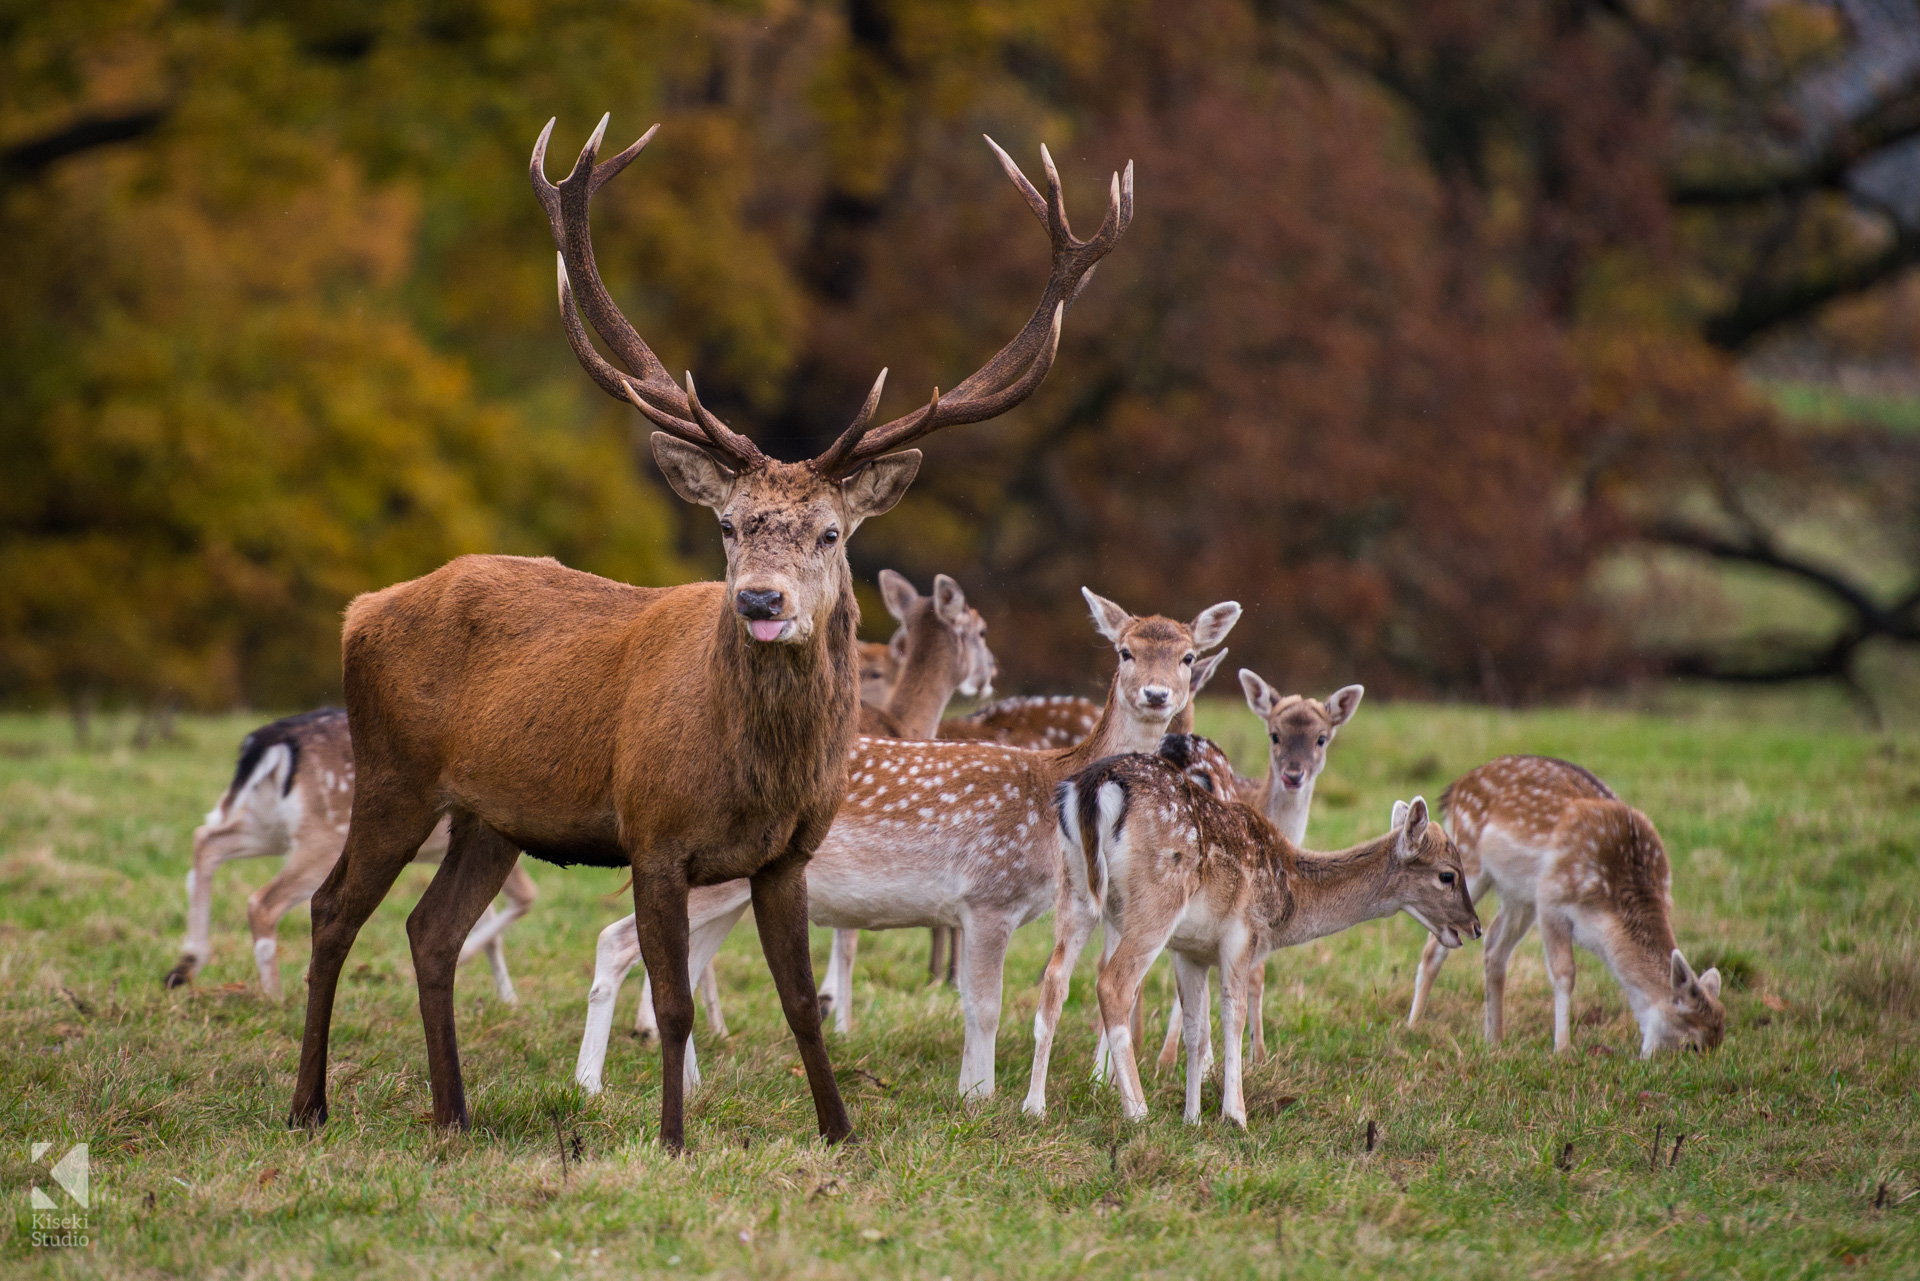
288,790,439,1129
407,811,521,1130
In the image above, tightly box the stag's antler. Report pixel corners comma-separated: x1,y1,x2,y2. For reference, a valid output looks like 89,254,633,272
532,116,766,471
811,137,1133,479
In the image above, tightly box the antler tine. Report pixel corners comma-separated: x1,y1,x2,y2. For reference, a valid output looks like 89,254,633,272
1039,143,1070,239
810,368,890,476
682,372,766,466
983,135,1047,227
531,116,695,424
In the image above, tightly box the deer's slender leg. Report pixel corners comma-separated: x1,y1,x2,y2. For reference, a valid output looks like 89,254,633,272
1094,933,1169,1122
245,848,333,1000
956,911,1017,1102
928,926,950,984
698,960,727,1037
634,969,660,1043
675,898,752,1093
1409,871,1491,1026
1157,986,1184,1071
822,928,858,1033
166,826,233,989
1540,911,1577,1053
1022,889,1101,1117
629,863,697,1152
1481,897,1536,1045
748,848,853,1143
1090,924,1124,1083
1247,960,1268,1065
288,790,438,1129
578,914,644,1094
1218,944,1255,1128
406,810,520,1130
1172,954,1211,1123
460,858,537,1003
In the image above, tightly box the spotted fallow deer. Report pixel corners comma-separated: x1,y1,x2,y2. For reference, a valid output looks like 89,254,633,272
164,709,536,1002
575,589,1238,1099
1025,735,1480,1124
940,695,1102,748
1154,675,1364,1069
283,116,1131,1151
1404,755,1725,1056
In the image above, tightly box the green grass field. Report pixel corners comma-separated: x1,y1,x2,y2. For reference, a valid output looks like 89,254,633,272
1,694,1916,1278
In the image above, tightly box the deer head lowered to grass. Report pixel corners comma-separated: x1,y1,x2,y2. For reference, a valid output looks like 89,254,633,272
283,115,1131,1152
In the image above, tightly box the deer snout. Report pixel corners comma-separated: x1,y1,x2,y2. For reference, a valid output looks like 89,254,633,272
1279,765,1308,789
1139,685,1172,710
735,588,786,619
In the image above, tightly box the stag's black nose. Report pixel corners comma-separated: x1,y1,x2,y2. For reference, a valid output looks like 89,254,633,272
736,589,785,620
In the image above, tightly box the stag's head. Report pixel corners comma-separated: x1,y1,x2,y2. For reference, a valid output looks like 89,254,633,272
1240,674,1364,794
1081,589,1240,728
534,115,1131,647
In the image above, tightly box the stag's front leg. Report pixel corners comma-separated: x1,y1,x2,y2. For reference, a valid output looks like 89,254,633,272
629,864,699,1152
407,811,521,1130
749,847,852,1144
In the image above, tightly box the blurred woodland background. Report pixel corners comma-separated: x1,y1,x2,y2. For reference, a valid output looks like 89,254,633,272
7,0,1920,717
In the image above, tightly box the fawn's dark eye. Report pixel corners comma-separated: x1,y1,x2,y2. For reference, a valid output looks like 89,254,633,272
1317,734,1328,747
719,517,735,537
1182,653,1195,665
1119,648,1133,662
1439,871,1456,885
1269,732,1279,743
820,527,839,546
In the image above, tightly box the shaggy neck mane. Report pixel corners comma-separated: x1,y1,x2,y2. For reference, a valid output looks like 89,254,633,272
711,563,860,808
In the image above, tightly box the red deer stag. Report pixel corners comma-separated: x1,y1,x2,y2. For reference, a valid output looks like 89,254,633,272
283,116,1131,1151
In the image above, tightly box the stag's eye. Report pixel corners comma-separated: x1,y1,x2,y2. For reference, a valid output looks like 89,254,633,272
719,517,735,537
1119,648,1133,662
1439,871,1456,885
820,527,839,547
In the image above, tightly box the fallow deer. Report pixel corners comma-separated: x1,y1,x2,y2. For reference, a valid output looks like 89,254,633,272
1404,755,1726,1056
1024,735,1479,1124
284,116,1131,1151
627,567,997,1041
1154,675,1364,1069
857,640,901,708
574,589,1238,1099
164,709,536,1002
940,695,1102,748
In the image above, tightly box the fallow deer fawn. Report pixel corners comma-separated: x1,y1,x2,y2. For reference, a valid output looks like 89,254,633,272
164,709,536,1002
285,117,1130,1151
1026,735,1479,1124
575,589,1237,1100
1404,755,1725,1056
1155,676,1364,1069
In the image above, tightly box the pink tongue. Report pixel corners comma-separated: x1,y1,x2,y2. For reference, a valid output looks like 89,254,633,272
749,619,787,642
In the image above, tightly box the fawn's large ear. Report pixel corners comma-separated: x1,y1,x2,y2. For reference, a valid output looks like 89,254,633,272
1698,967,1722,1001
1670,949,1698,994
841,450,922,527
1190,601,1242,651
887,626,909,664
932,573,969,626
1395,796,1429,856
1240,668,1279,717
1082,588,1133,642
1191,649,1227,696
878,569,919,622
1326,684,1365,728
651,433,736,509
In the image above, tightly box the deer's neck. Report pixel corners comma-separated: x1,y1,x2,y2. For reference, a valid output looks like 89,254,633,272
711,571,860,811
881,616,960,740
1256,765,1316,845
1267,834,1398,949
1056,681,1174,777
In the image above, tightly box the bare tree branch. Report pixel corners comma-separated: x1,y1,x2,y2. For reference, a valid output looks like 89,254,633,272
0,106,169,186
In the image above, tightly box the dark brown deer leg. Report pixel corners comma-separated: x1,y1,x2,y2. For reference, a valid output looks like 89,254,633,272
288,790,438,1127
406,811,521,1130
629,864,695,1153
750,847,853,1144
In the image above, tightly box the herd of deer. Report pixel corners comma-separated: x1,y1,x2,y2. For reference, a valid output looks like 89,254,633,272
161,117,1726,1151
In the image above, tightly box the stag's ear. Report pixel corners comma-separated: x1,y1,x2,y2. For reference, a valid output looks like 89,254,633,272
933,573,969,626
841,450,922,527
878,569,919,622
1239,668,1279,717
1395,796,1429,856
1191,649,1226,696
651,433,736,509
1698,967,1722,1001
1190,601,1242,651
1082,588,1133,641
1326,684,1365,728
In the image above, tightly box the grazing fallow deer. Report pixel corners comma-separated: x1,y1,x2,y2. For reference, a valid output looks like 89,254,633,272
1404,755,1725,1056
1155,675,1364,1068
165,709,536,1001
284,116,1131,1151
1025,735,1479,1124
575,589,1238,1099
